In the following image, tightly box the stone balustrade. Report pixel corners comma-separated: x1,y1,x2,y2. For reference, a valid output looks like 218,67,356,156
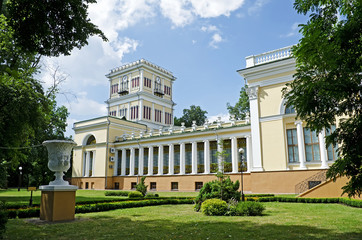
245,45,293,68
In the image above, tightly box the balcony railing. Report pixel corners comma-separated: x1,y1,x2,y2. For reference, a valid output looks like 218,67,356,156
118,81,129,94
246,45,293,68
154,83,164,95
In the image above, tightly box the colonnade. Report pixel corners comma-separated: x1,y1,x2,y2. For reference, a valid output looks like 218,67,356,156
114,137,252,176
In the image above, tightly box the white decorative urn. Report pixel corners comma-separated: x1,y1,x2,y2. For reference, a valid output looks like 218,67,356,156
43,140,77,186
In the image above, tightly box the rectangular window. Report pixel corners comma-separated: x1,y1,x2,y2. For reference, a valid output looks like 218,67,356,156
304,128,320,162
195,182,203,190
150,182,157,190
171,182,178,191
326,125,338,161
287,129,299,163
131,182,137,190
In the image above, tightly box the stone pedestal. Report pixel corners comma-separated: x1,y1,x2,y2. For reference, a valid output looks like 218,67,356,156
39,185,78,222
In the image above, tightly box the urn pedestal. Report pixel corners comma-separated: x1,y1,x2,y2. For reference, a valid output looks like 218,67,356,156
39,140,78,222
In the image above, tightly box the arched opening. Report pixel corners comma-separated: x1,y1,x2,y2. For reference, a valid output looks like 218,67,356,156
86,135,96,145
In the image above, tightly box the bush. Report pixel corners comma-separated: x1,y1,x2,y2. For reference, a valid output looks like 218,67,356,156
144,193,159,198
236,201,265,216
105,191,130,196
128,191,144,199
136,176,148,196
201,199,228,216
194,176,241,211
0,202,7,238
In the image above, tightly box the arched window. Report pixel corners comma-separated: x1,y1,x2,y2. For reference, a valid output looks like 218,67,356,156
285,105,296,114
86,135,96,145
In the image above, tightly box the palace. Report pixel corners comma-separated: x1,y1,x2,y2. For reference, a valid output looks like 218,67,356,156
71,46,345,196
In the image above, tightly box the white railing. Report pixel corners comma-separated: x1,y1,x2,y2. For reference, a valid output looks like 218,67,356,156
245,45,293,68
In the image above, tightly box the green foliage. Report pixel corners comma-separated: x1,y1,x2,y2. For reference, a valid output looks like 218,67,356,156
104,191,131,197
283,0,362,198
136,176,148,196
128,191,144,199
145,193,159,198
194,177,240,211
236,201,265,216
201,198,228,216
227,86,250,120
174,105,208,127
2,0,107,57
0,202,7,238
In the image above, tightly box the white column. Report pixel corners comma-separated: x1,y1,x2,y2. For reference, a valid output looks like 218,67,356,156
231,137,238,173
139,146,144,175
246,135,252,173
91,151,96,176
158,145,163,175
139,99,143,121
247,86,263,171
162,106,165,124
83,151,87,176
127,102,131,120
169,144,174,175
148,146,153,175
204,140,210,174
85,151,90,177
129,148,135,176
180,142,185,174
217,138,223,172
191,141,197,174
319,129,329,169
295,120,307,169
140,69,144,92
117,105,120,117
121,149,126,176
113,150,118,176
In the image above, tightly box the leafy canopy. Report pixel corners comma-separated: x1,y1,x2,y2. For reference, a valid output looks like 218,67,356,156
283,0,362,197
227,86,249,120
2,0,107,57
174,105,208,127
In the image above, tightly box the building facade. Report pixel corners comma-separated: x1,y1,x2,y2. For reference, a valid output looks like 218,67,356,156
71,46,338,194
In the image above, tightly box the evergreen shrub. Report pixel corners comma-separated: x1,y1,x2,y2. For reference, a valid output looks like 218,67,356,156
201,199,228,216
105,191,131,196
128,191,144,199
194,176,240,211
136,176,148,196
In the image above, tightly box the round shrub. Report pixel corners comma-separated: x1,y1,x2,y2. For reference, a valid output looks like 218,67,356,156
236,201,265,216
128,191,144,199
201,199,228,216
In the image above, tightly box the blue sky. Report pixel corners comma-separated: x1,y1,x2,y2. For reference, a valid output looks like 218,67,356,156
40,0,308,137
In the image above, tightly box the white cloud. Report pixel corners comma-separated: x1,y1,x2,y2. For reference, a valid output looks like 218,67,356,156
159,0,194,27
201,25,219,32
159,0,245,27
190,0,246,18
65,93,107,117
208,113,230,123
210,33,224,48
248,0,269,15
280,22,300,38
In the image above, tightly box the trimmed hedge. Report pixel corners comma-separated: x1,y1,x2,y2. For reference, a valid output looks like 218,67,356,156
105,191,131,196
256,197,362,207
128,191,143,199
7,198,194,219
201,199,228,216
245,194,274,198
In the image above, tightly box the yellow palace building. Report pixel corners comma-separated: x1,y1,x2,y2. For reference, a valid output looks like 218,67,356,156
71,46,342,195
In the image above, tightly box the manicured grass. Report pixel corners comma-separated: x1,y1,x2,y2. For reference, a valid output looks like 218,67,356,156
4,202,362,240
0,189,197,205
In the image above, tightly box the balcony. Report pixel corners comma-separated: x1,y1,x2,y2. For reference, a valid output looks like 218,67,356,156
118,81,129,95
154,82,164,96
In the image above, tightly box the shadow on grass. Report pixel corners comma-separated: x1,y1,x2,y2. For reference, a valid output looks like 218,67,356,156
5,214,362,240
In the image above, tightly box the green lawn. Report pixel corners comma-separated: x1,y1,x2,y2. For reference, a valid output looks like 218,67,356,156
3,202,362,240
0,189,198,205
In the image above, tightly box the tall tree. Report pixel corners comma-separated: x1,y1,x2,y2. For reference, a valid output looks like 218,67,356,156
283,0,362,197
174,105,208,127
227,86,249,120
2,0,107,56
